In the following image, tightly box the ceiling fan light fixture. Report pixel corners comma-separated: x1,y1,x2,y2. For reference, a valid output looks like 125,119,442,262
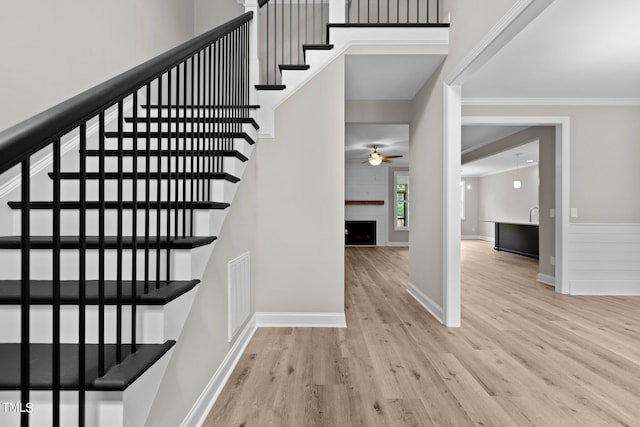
368,155,383,166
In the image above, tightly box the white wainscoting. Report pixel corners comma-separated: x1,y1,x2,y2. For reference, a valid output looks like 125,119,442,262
567,223,640,295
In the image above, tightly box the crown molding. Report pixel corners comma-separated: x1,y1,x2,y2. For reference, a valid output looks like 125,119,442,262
462,97,640,107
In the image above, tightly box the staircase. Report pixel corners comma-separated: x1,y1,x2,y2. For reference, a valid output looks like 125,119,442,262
0,12,255,427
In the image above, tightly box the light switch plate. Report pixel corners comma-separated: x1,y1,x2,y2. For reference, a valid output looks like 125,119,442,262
550,256,555,265
550,208,555,217
571,208,578,217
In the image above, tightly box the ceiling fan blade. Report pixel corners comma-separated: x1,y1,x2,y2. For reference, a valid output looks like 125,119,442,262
361,159,371,163
382,159,392,163
382,155,403,159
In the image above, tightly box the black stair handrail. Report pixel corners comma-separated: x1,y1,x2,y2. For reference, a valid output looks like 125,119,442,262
0,11,253,175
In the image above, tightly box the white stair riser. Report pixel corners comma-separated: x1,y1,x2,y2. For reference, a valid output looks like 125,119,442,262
281,69,310,88
0,390,123,427
12,208,227,238
0,245,213,281
0,347,173,427
0,287,195,344
31,178,238,204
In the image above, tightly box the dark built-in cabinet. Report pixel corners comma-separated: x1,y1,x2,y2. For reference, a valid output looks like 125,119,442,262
494,222,539,259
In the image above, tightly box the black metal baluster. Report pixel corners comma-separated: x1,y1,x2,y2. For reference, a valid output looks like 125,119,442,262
281,0,284,78
116,101,124,362
20,159,30,427
131,92,139,354
166,69,173,284
417,0,419,23
266,4,270,84
196,51,203,204
437,0,439,24
273,2,277,84
397,0,400,23
406,0,409,23
182,62,188,237
175,65,181,239
98,112,106,374
144,84,152,294
367,0,370,23
313,0,316,43
216,41,222,174
52,138,61,427
190,57,195,237
155,78,163,288
426,0,429,24
297,0,301,63
207,45,213,202
78,124,87,426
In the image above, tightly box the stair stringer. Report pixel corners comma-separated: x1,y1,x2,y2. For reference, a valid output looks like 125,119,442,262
257,26,449,138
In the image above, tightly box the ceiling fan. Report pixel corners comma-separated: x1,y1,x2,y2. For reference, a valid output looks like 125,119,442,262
363,145,403,166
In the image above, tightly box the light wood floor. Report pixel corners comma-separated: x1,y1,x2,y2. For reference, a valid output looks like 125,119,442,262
204,240,640,426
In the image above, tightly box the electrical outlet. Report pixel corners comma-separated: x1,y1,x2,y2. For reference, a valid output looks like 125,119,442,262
472,227,475,232
550,256,555,265
550,208,555,217
571,208,578,217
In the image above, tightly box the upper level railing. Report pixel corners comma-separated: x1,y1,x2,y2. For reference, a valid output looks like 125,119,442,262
0,11,253,427
256,0,442,85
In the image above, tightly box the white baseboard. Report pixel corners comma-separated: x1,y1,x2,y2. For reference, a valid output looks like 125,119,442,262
180,315,257,427
255,312,347,328
568,280,640,296
461,235,494,242
407,282,444,324
386,242,409,247
537,273,556,287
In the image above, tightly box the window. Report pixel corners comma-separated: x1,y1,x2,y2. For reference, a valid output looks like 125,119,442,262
395,172,409,230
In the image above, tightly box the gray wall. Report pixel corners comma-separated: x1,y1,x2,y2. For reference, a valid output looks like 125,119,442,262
194,0,244,34
0,0,195,131
345,100,412,123
463,105,640,223
409,0,520,308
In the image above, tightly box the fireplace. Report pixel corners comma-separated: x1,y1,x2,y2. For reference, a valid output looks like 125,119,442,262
345,221,376,245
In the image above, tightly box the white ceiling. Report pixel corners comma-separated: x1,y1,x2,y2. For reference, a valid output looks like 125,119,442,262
345,55,445,100
345,123,409,165
463,0,640,99
461,125,528,153
461,140,539,177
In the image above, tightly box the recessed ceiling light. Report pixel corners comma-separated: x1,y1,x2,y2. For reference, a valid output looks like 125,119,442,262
526,159,533,163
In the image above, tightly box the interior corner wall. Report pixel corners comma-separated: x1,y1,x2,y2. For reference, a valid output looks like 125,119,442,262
0,0,195,132
145,156,258,427
345,100,412,123
409,0,519,312
254,56,345,313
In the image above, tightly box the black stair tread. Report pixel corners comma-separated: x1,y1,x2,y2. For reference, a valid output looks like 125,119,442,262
103,131,256,145
49,171,241,182
8,200,230,210
0,279,198,305
0,235,217,250
141,104,260,110
279,64,310,71
0,341,175,391
125,116,260,130
84,149,249,162
254,84,286,91
302,44,334,50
